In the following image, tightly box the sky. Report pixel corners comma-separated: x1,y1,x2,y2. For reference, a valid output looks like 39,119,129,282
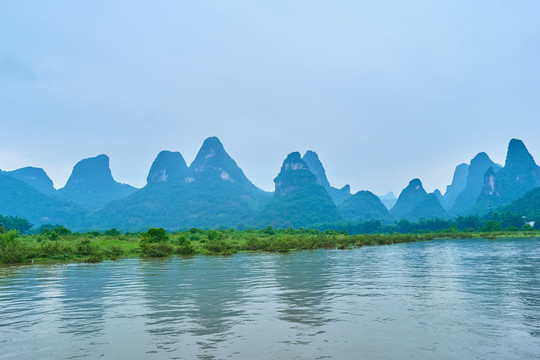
1,1,539,195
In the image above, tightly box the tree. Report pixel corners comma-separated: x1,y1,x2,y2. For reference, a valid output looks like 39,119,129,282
480,220,502,232
141,227,169,243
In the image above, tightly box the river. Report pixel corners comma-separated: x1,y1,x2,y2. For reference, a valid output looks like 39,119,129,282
1,238,539,359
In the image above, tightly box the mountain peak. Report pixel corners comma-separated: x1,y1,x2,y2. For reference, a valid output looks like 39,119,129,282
59,154,136,210
258,152,342,227
505,138,536,169
274,152,316,196
302,150,331,189
408,178,423,190
471,152,493,166
6,166,56,194
189,137,255,187
64,154,113,188
147,151,188,185
281,152,309,172
200,136,225,152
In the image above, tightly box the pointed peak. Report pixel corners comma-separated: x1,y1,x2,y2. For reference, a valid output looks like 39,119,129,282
408,178,423,189
302,150,331,189
147,150,188,185
378,191,396,199
282,152,309,172
191,137,232,169
505,138,536,168
274,152,317,196
200,136,224,151
340,184,351,193
471,152,491,163
189,137,255,186
353,190,378,198
303,150,320,161
286,151,302,161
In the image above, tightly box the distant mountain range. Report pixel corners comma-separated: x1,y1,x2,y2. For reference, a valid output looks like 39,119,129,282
1,137,539,231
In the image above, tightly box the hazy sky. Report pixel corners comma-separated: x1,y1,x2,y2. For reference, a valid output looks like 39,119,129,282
1,1,539,195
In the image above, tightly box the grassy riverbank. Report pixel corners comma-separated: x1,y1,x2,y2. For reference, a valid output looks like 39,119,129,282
1,227,539,265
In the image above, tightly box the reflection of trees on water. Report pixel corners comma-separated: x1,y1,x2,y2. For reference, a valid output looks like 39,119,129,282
58,264,112,337
139,256,250,356
273,252,333,329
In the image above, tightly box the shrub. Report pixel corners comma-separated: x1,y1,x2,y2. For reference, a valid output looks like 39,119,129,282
244,236,264,251
48,231,59,241
140,241,174,257
85,252,104,263
204,238,237,255
104,245,125,260
267,237,290,253
176,240,195,255
0,231,27,264
103,228,122,237
76,239,98,256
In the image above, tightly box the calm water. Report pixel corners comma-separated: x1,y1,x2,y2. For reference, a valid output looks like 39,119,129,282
1,238,539,360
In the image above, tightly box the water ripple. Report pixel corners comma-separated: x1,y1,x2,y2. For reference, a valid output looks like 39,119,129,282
1,238,539,359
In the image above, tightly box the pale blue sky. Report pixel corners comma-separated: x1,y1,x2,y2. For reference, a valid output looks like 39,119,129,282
1,1,539,195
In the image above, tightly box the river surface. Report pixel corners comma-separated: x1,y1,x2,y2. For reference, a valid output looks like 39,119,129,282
1,238,539,359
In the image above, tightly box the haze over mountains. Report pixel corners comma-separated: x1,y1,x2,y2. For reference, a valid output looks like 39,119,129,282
1,137,539,231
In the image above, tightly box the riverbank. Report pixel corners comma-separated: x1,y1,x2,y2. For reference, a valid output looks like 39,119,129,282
1,227,539,265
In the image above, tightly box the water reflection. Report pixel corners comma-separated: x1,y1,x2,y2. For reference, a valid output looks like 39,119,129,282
57,264,113,337
138,256,251,358
1,238,539,360
274,252,334,330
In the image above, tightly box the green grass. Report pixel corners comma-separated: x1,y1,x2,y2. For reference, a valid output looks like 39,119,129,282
1,228,539,265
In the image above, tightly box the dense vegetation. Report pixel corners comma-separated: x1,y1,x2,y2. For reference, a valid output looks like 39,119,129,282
1,222,538,265
0,214,32,234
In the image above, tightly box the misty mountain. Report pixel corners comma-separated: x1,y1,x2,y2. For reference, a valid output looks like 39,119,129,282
6,166,56,195
441,163,469,211
57,154,137,211
474,139,540,214
302,150,352,205
339,190,392,223
377,192,397,210
390,179,447,221
146,150,189,185
91,137,270,230
0,171,86,227
451,152,499,216
256,152,342,228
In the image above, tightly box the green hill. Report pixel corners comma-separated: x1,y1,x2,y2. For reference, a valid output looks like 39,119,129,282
0,171,86,227
390,179,447,221
474,139,540,214
256,152,342,228
339,190,392,223
57,154,137,211
90,137,270,231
